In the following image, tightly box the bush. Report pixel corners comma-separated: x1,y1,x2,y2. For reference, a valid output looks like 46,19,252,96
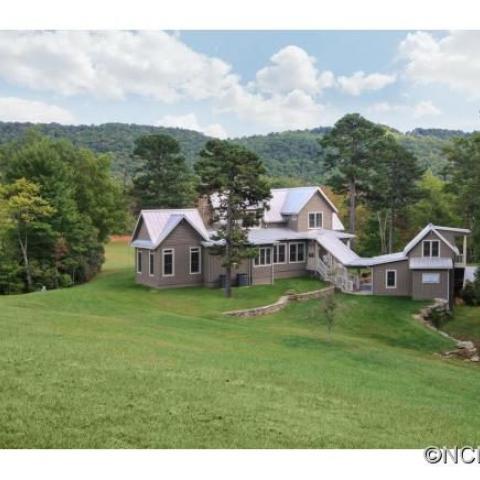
461,281,480,306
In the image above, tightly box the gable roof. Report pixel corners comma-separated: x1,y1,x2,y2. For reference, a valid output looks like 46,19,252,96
130,209,209,249
274,186,338,215
402,224,460,256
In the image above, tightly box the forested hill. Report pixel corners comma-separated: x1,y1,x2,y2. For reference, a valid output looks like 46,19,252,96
0,121,469,181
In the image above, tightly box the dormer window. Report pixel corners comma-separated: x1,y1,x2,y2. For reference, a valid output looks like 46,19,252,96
308,212,323,229
422,240,440,258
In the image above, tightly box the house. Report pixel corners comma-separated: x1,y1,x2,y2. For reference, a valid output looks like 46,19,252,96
130,186,470,306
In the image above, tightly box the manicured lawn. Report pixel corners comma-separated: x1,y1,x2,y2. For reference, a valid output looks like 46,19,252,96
444,306,480,344
1,239,479,448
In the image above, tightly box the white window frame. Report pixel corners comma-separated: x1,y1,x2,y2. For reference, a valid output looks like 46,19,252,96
289,242,306,263
254,247,272,267
308,211,323,229
422,239,440,258
273,243,287,264
148,250,155,276
162,248,175,277
189,246,201,275
385,269,397,289
136,249,142,274
422,272,440,284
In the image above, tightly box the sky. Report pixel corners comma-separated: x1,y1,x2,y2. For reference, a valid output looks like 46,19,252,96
0,30,478,138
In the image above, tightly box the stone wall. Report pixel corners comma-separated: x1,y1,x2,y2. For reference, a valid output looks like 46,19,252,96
413,298,479,363
224,285,335,318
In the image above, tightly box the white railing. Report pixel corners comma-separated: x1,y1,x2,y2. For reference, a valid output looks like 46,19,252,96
455,254,465,265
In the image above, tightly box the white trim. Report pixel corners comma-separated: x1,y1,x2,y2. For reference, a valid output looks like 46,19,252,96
289,241,306,263
273,243,287,264
148,250,155,276
162,248,175,277
422,239,440,258
254,246,272,267
189,246,201,275
385,269,397,289
136,249,142,274
308,211,323,229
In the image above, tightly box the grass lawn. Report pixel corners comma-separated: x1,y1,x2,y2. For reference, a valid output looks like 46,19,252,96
1,239,479,448
444,306,480,344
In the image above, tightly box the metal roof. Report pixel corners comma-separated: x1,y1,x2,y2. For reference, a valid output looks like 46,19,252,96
409,257,453,270
402,223,461,256
347,251,407,267
130,209,209,249
210,186,340,226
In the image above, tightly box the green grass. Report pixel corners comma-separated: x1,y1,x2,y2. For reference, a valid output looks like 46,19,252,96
444,306,480,344
1,239,479,448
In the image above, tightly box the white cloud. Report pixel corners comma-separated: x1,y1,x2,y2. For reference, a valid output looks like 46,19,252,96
157,113,228,139
0,31,238,102
370,100,441,118
0,97,75,123
399,31,480,98
412,100,441,118
217,85,329,131
254,45,335,95
337,71,396,96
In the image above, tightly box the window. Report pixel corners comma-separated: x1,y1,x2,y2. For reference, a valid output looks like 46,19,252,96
423,240,440,258
273,243,286,264
162,248,174,276
190,247,201,274
308,212,323,229
254,247,272,266
422,273,440,284
136,250,142,274
386,270,397,289
289,242,305,263
149,251,155,276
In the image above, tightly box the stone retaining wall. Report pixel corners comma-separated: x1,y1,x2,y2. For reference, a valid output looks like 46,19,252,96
224,285,335,318
413,298,479,363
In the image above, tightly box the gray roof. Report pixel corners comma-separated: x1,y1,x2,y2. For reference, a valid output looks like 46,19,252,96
210,186,344,230
347,251,407,267
409,257,453,270
402,223,466,256
131,209,209,250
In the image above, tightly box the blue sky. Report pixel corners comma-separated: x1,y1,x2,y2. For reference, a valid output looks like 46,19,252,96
0,30,478,137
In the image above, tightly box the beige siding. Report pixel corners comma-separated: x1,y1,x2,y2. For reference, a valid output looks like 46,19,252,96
287,191,334,231
411,270,450,301
204,252,249,287
135,220,205,288
409,231,455,259
135,219,150,241
135,248,157,287
372,260,411,296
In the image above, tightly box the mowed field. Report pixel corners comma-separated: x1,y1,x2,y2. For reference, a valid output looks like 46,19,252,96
1,239,480,448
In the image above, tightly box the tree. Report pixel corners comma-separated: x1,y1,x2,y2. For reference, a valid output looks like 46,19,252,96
320,114,386,245
0,178,55,290
444,133,480,261
408,171,458,236
366,137,423,253
0,130,127,292
323,293,337,341
132,134,195,211
195,140,271,297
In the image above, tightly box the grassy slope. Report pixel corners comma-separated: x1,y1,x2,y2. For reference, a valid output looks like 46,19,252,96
444,306,480,344
1,240,479,448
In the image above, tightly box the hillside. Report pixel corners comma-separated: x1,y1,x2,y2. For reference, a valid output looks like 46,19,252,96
1,238,480,448
0,122,469,181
